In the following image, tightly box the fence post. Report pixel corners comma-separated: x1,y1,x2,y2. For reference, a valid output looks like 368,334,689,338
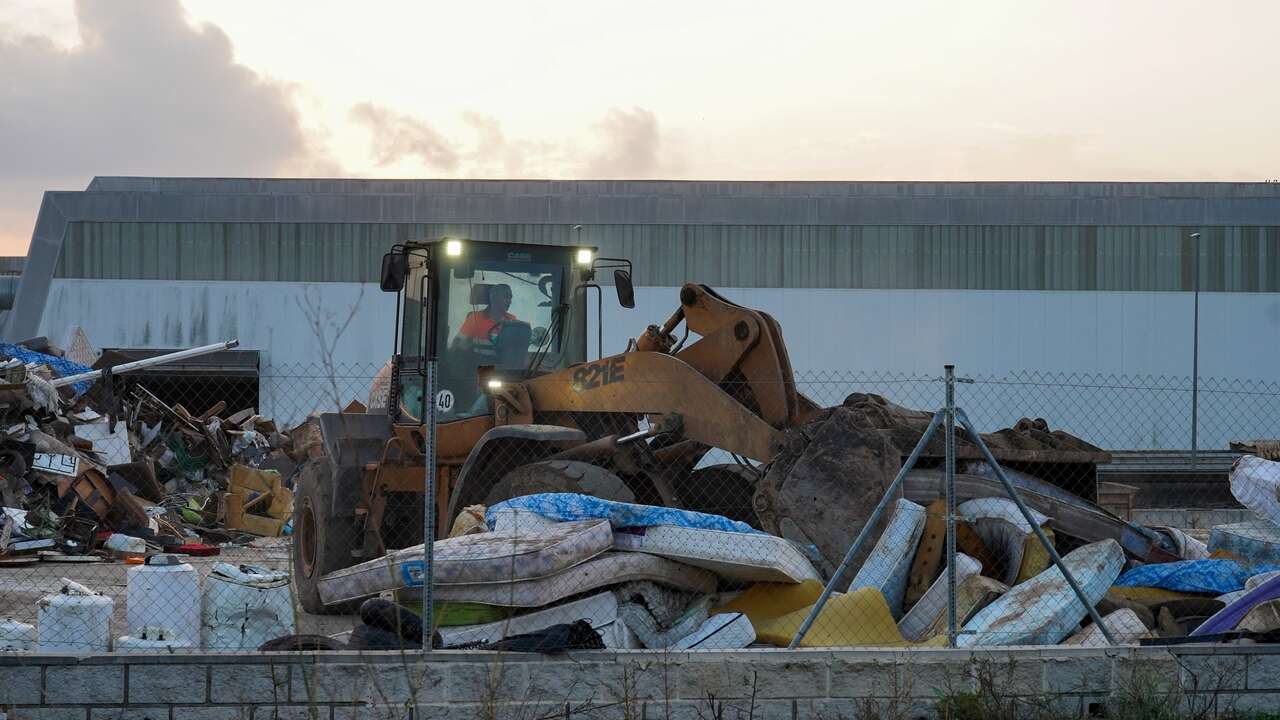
944,365,958,648
422,359,438,652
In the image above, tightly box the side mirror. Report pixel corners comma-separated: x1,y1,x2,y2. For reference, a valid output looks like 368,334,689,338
614,269,636,309
380,251,407,292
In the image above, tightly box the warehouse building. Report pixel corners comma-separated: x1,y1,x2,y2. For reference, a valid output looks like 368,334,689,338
7,178,1280,449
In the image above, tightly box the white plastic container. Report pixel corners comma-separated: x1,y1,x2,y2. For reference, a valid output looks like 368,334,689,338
202,563,294,650
126,554,201,646
116,626,196,654
37,579,113,652
0,618,36,651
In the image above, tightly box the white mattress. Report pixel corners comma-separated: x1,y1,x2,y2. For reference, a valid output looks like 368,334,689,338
318,519,612,605
960,497,1051,585
848,498,927,618
897,553,982,642
437,591,619,647
1230,455,1280,526
432,551,718,608
1062,609,1150,646
677,613,755,650
960,539,1124,647
612,525,820,584
619,597,711,649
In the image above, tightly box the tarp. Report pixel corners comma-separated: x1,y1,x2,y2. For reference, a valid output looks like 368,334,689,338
0,343,93,394
487,493,762,535
1193,574,1280,636
1114,559,1280,595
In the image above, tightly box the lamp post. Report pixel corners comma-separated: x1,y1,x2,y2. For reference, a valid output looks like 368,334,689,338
1190,231,1201,469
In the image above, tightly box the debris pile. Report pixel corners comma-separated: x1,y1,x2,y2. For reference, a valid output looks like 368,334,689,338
0,339,305,568
310,395,1280,652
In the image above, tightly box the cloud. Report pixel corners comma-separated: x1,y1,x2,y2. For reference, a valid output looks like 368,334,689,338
351,104,676,179
0,0,334,253
349,102,459,170
582,107,663,178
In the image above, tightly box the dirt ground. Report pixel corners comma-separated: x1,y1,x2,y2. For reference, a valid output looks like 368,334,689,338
0,537,355,649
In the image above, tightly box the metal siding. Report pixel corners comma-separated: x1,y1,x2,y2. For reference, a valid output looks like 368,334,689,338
52,221,1280,291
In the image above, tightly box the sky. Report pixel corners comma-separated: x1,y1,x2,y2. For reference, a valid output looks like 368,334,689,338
1,0,1278,255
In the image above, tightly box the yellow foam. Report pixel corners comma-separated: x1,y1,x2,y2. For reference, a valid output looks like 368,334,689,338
753,587,947,648
713,579,824,625
1107,586,1208,605
1015,528,1054,584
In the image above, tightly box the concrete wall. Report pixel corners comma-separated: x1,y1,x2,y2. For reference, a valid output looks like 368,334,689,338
0,646,1276,719
37,279,1280,447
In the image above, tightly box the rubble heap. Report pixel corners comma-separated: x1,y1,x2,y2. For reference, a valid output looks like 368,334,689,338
0,341,305,565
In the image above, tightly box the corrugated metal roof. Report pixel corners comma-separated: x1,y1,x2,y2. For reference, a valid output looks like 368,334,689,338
55,221,1280,292
85,177,1280,200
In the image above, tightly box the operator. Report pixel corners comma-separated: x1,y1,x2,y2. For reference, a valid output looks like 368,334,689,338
452,283,518,351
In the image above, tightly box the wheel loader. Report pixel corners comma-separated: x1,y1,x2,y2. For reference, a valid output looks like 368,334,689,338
292,236,822,612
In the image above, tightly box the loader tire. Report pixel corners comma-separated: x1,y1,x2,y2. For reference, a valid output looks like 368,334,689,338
293,456,361,614
483,460,635,506
675,464,762,528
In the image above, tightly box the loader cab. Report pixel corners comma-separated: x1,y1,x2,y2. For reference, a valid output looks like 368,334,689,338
381,238,630,423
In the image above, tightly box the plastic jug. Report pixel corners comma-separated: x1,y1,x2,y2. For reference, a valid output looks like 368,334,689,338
202,563,294,650
0,618,36,651
127,554,201,646
37,580,113,652
116,626,196,653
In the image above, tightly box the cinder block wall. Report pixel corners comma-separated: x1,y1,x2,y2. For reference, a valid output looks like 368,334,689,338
0,646,1276,720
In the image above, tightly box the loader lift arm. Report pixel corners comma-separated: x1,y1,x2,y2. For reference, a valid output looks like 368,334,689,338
638,283,820,429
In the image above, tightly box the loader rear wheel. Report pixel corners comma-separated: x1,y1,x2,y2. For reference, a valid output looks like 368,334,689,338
483,460,635,506
293,456,361,614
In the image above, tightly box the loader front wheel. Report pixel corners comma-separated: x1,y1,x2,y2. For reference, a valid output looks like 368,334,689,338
675,463,762,528
293,456,361,614
483,460,635,506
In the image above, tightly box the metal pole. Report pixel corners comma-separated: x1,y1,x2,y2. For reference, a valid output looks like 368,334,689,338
421,360,438,651
944,365,958,648
50,340,240,387
788,410,946,649
954,408,1117,645
1190,232,1201,469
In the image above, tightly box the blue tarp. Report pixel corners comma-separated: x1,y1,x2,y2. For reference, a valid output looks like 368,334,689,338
486,493,763,535
0,343,93,394
1115,559,1280,595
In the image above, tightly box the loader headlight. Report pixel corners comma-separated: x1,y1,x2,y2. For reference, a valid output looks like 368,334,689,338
445,239,463,257
575,248,594,266
486,378,504,391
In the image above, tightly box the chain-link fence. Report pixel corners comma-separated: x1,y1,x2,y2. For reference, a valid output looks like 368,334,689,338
3,358,1280,654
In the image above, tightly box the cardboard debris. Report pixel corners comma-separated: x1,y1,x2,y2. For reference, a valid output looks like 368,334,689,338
222,464,294,537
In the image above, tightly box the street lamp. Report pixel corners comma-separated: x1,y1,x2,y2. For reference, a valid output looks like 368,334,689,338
1190,232,1201,468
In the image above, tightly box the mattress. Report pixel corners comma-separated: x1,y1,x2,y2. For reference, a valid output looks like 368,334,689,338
619,597,711,649
317,519,612,605
437,591,619,647
1230,455,1280,526
959,539,1125,647
432,551,718,608
1061,609,1151,646
922,574,1007,641
1209,521,1280,564
612,525,820,584
897,553,982,642
960,497,1052,585
676,612,755,650
848,499,927,618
